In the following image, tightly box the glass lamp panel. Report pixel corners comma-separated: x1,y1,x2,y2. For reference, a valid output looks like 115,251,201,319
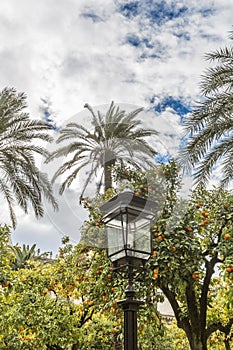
106,214,125,262
127,213,152,260
134,221,151,259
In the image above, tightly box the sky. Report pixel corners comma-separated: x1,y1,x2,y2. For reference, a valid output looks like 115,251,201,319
0,0,233,255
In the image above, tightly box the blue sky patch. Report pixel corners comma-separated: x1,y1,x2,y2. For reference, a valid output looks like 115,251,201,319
81,12,103,22
151,96,192,119
119,1,188,25
174,31,190,41
155,153,172,164
126,34,141,47
200,8,215,17
41,98,59,131
125,34,155,50
148,1,188,25
139,52,161,60
119,1,140,18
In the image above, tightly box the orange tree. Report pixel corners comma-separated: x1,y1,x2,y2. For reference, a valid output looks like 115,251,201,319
0,237,117,349
205,273,233,350
149,186,233,350
81,160,233,350
78,160,183,350
0,233,167,350
2,161,232,350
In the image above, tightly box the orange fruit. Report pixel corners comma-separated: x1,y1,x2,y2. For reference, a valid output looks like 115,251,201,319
153,269,159,279
196,203,203,209
2,281,10,288
224,233,231,240
135,191,141,196
199,219,209,226
201,211,210,217
192,273,199,280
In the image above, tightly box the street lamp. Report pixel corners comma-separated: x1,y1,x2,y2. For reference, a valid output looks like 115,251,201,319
100,188,156,350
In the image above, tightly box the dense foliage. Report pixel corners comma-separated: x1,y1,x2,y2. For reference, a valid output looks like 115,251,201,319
0,229,177,350
1,162,233,349
81,161,233,350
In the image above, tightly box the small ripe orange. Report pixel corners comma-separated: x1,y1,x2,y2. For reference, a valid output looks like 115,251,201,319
201,211,210,217
2,281,10,288
224,233,231,240
192,273,199,280
199,219,209,226
196,203,203,209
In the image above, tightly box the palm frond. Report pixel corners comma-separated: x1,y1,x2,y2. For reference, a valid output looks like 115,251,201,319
0,87,57,226
179,35,233,187
48,101,158,195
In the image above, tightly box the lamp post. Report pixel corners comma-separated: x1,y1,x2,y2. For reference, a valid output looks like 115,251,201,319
100,188,156,350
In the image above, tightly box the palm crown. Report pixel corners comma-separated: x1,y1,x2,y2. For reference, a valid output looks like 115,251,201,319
0,87,58,227
10,244,51,270
180,33,233,187
47,102,158,199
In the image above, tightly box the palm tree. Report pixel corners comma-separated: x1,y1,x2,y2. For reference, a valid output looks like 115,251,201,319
10,244,51,270
47,101,158,198
0,87,58,227
180,33,233,187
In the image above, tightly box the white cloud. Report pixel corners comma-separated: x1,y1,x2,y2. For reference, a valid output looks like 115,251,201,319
0,0,231,119
0,0,232,252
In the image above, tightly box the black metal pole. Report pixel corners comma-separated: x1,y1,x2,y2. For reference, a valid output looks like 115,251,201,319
118,284,144,350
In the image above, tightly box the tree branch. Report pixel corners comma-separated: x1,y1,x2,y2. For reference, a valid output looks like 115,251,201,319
206,318,233,339
185,280,200,334
200,255,218,343
161,284,190,333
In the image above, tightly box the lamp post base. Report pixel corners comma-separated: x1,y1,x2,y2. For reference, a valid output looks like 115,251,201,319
118,285,144,350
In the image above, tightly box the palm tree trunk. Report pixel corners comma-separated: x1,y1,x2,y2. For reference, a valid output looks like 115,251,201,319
104,161,113,191
104,150,116,191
